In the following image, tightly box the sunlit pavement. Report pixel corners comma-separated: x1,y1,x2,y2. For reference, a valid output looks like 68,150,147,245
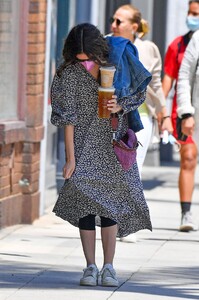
0,164,199,300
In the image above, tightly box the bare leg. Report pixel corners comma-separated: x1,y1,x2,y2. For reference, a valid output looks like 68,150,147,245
79,229,96,266
101,224,118,265
179,144,197,202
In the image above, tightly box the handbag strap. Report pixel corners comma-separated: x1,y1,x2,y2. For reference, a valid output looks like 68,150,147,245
110,113,119,141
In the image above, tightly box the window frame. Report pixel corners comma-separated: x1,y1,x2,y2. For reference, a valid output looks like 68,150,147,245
0,0,28,144
17,0,29,121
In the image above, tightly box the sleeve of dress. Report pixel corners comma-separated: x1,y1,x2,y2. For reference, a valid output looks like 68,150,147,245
50,69,78,127
117,89,146,115
177,33,198,117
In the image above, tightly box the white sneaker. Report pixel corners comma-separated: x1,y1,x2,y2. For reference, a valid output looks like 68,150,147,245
179,211,198,232
80,264,99,286
120,233,137,243
100,264,119,287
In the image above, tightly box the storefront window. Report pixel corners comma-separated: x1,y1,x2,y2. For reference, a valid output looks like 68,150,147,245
0,0,20,120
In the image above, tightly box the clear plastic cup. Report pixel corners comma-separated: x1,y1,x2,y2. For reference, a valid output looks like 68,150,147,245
98,86,115,119
99,66,116,88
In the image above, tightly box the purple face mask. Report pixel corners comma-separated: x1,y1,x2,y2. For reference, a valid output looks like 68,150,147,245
81,60,95,71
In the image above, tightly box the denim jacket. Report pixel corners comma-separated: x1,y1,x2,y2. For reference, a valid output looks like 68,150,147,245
106,36,152,132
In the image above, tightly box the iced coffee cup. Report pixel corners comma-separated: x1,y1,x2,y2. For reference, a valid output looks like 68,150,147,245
100,66,116,88
98,86,115,119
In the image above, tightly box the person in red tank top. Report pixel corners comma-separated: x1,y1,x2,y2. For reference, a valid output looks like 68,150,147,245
162,0,199,232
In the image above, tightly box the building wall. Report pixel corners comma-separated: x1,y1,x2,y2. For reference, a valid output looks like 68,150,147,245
0,0,190,228
0,0,47,228
165,0,189,50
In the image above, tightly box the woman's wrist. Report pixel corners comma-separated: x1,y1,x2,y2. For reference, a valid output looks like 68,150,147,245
117,106,124,114
161,115,171,126
65,151,75,162
162,115,170,120
66,157,75,162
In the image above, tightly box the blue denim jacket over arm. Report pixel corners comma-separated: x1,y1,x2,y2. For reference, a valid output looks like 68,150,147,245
106,36,152,132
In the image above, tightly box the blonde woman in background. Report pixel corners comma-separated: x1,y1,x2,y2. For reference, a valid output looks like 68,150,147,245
110,4,173,243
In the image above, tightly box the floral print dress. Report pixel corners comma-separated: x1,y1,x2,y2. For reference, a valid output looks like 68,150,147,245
51,63,152,237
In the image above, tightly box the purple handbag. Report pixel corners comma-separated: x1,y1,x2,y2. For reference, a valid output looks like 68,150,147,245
113,129,138,171
111,114,139,171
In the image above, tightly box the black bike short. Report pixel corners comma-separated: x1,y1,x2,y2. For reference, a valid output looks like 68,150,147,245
78,214,117,230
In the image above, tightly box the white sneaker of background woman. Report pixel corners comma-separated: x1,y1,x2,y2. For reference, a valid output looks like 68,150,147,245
120,233,137,243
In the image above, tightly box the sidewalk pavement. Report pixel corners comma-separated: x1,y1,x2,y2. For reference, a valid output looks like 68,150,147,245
0,164,199,300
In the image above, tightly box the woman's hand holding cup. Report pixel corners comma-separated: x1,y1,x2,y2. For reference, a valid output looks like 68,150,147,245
107,95,122,113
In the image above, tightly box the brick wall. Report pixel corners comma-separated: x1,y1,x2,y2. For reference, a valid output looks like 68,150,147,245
0,0,47,228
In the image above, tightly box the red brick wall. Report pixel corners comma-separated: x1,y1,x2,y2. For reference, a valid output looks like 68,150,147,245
0,0,47,228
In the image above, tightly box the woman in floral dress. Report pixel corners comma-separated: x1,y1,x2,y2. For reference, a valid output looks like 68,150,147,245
51,23,152,287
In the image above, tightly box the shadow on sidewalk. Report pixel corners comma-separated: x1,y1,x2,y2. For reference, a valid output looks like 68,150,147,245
142,179,165,190
0,261,199,299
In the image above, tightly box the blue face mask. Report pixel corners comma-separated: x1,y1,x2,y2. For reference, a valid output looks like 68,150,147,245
186,15,199,31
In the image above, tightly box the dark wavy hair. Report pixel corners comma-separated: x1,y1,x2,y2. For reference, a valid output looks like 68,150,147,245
189,1,199,4
57,23,109,76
